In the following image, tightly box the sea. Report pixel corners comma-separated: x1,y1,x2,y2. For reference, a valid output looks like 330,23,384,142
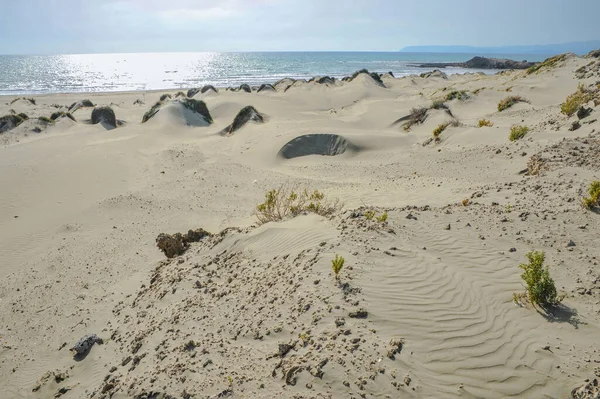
0,52,551,96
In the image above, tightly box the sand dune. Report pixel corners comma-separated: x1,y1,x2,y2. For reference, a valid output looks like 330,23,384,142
1,58,600,399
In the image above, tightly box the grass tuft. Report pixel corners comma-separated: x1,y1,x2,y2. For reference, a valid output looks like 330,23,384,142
444,90,469,101
526,54,567,75
478,119,493,127
561,84,593,116
331,254,345,280
498,96,529,112
255,185,342,225
509,125,529,141
582,180,600,209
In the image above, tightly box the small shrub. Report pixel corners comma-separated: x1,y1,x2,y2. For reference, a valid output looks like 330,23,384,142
509,125,529,141
403,107,428,131
527,155,546,176
364,210,375,220
38,116,54,124
159,94,172,102
331,254,345,279
433,123,448,142
255,185,342,224
445,90,469,101
461,198,470,206
478,119,493,127
376,212,388,223
561,84,593,116
517,251,561,307
431,98,447,110
473,87,486,95
526,54,567,75
582,180,600,209
498,96,528,112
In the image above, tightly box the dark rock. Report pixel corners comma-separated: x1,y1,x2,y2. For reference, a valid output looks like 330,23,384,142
569,121,581,131
577,106,593,120
415,56,537,70
220,106,264,136
91,106,117,128
70,334,103,357
348,309,368,319
257,84,276,92
156,228,212,258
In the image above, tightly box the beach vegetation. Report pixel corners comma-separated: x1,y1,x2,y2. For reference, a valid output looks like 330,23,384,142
498,96,529,112
582,180,600,209
142,101,164,123
462,198,470,206
376,212,388,223
402,107,428,131
444,90,469,101
526,155,546,176
433,123,448,143
526,54,567,75
473,87,486,95
430,98,447,110
350,68,385,86
364,210,375,220
255,185,342,224
181,98,213,123
478,119,493,127
17,113,29,120
331,254,345,280
561,84,593,116
159,94,172,102
515,251,562,307
38,116,54,124
509,125,529,141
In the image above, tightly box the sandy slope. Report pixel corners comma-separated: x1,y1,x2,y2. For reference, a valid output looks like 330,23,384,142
1,55,600,399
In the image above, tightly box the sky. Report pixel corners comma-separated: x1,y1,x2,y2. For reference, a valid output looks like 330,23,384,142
1,0,599,54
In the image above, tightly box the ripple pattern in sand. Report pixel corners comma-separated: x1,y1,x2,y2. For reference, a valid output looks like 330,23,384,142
354,216,557,398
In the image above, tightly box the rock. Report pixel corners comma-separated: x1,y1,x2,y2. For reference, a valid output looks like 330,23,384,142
317,76,335,85
567,240,576,247
571,378,600,399
578,107,593,120
278,343,293,357
419,70,448,79
348,309,368,319
220,106,264,136
335,317,345,327
70,334,103,357
91,106,117,128
509,248,517,253
257,84,276,92
156,228,211,258
387,338,404,360
416,57,537,70
570,121,581,131
444,224,451,230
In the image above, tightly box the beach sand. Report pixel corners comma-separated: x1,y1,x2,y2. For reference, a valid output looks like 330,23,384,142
1,54,600,398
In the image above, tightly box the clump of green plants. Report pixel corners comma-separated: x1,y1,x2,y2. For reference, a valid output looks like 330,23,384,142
38,116,54,124
561,84,593,116
473,87,486,95
526,54,567,75
514,251,562,307
582,180,600,209
159,93,172,102
255,185,342,224
364,210,375,220
331,254,345,280
478,119,493,127
509,125,529,141
445,90,469,101
430,98,447,110
402,107,428,131
142,101,164,123
433,123,448,143
376,212,388,223
498,96,529,112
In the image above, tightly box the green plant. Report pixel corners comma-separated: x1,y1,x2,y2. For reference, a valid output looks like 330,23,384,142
255,185,342,224
473,87,486,95
331,254,344,279
506,204,512,213
376,212,388,223
403,107,428,131
38,116,54,124
582,180,600,209
364,210,375,220
561,84,593,116
478,119,493,127
498,96,528,112
445,90,469,101
517,251,561,307
509,125,529,141
430,98,447,109
433,123,448,142
527,54,567,75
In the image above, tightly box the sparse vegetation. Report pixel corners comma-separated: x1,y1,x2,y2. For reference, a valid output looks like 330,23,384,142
331,254,345,280
478,119,493,127
515,251,562,307
526,54,567,75
376,212,388,223
509,125,529,141
444,90,469,101
364,210,375,220
498,96,529,112
349,69,385,86
142,101,164,123
38,116,54,124
159,94,172,102
473,87,486,95
402,107,428,131
255,185,342,224
561,84,593,116
430,98,447,110
582,180,600,209
433,123,448,143
526,155,546,176
181,98,213,123
462,198,470,206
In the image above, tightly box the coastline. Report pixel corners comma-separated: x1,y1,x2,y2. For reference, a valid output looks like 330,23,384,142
1,52,600,398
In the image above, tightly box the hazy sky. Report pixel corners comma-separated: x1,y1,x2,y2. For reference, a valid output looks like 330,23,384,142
1,0,599,54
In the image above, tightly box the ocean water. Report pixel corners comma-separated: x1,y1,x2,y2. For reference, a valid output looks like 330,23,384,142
0,52,551,95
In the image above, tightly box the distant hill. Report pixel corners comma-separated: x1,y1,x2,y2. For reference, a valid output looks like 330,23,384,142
399,41,600,55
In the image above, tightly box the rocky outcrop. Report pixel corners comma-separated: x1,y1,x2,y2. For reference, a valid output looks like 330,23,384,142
585,49,600,58
91,106,117,128
415,56,538,70
156,228,212,258
0,114,27,133
220,106,264,136
420,70,448,79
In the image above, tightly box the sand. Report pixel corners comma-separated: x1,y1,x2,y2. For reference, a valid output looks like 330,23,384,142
1,56,600,399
